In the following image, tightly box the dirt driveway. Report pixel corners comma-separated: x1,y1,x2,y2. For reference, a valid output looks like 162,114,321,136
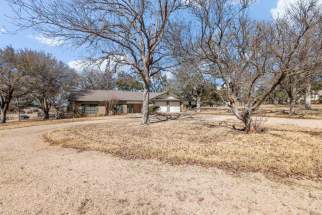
0,116,322,215
202,114,322,129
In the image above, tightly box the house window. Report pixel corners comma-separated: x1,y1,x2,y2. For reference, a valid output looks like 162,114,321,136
81,104,98,114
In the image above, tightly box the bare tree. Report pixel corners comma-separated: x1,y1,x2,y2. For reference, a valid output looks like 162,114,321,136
80,60,117,90
19,50,78,120
281,72,315,114
10,0,184,124
116,72,144,91
173,63,207,112
277,1,322,113
304,18,322,109
304,76,312,109
0,47,29,123
150,73,169,93
104,96,119,116
281,74,304,115
166,22,211,112
186,0,321,132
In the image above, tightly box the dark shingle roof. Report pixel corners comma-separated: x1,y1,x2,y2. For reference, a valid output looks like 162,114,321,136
72,90,163,102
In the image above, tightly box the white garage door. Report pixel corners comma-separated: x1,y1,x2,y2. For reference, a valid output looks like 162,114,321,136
169,102,180,113
155,101,168,112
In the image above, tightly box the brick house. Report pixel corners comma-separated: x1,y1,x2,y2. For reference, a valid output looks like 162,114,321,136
70,90,182,116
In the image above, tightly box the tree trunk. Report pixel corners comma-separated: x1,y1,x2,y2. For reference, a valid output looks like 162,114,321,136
1,110,7,123
18,106,21,121
288,83,297,115
305,79,312,110
229,100,254,133
142,87,150,125
242,110,254,133
0,105,8,124
0,92,13,124
104,101,109,116
196,95,201,112
43,108,50,120
289,96,296,115
41,98,50,120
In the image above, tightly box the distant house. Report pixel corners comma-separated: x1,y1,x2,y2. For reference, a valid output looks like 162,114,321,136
70,90,182,116
312,90,322,103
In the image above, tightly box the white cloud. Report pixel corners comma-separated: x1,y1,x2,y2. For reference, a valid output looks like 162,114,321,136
164,71,174,80
68,58,121,73
271,0,322,19
68,60,90,72
0,27,7,34
34,34,64,46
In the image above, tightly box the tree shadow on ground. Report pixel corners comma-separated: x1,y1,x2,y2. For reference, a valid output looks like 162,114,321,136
189,117,245,133
149,113,182,124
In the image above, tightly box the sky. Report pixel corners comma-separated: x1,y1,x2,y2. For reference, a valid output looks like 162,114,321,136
0,0,302,72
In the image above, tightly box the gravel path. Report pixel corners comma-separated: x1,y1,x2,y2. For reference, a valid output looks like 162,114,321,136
0,117,322,215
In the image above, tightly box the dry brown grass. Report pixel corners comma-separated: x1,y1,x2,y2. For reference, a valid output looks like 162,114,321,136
257,104,322,119
46,116,322,181
200,104,322,119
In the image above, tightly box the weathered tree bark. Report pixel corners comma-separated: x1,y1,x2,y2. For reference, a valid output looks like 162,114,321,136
287,80,297,115
241,109,254,133
18,106,21,121
142,87,150,125
229,106,254,133
41,99,50,120
0,92,13,124
105,101,112,116
196,95,201,112
228,98,254,133
289,96,296,115
0,106,8,123
304,79,312,110
43,108,50,120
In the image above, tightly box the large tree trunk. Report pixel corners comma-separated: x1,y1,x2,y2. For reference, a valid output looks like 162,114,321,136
142,87,150,125
304,79,312,110
0,103,9,124
0,93,13,124
196,95,201,112
18,106,21,121
289,96,296,115
1,109,7,123
241,109,254,133
41,98,50,120
287,83,297,115
228,99,255,133
43,108,50,120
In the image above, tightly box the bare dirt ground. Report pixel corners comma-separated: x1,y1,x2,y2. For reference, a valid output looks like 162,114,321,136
1,116,322,214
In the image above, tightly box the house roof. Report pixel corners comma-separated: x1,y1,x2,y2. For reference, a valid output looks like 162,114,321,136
151,92,181,101
71,90,164,102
